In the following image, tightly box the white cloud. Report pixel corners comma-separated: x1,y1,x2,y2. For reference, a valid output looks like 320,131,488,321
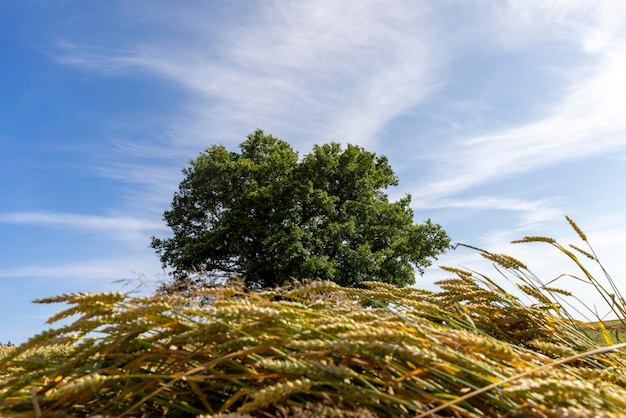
420,196,563,228
51,1,626,191
489,2,588,43
0,261,134,281
0,258,164,293
0,212,166,238
54,0,442,149
92,162,185,215
392,1,626,207
411,43,626,202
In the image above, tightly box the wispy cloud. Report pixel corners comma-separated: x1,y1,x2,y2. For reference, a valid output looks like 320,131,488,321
55,1,442,149
0,212,166,238
52,1,626,172
92,162,185,215
414,2,626,200
0,258,162,294
422,196,563,228
411,46,626,204
0,261,136,281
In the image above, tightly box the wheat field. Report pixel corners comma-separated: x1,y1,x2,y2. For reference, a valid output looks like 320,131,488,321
1,217,626,417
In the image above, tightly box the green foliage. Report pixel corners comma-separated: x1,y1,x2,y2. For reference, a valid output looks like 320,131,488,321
152,130,450,290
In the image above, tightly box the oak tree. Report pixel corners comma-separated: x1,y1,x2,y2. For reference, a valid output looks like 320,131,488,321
152,130,450,290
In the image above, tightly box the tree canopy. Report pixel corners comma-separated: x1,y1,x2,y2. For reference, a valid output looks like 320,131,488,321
152,130,450,290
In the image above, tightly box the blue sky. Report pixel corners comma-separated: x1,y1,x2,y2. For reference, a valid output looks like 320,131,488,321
2,1,626,343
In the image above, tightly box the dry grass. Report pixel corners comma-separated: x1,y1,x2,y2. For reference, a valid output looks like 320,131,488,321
1,217,626,417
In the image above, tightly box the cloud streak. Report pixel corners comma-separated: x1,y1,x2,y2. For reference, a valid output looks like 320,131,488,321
52,1,626,208
0,261,138,281
0,258,162,296
423,196,563,228
55,1,441,149
0,212,166,235
411,26,626,204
